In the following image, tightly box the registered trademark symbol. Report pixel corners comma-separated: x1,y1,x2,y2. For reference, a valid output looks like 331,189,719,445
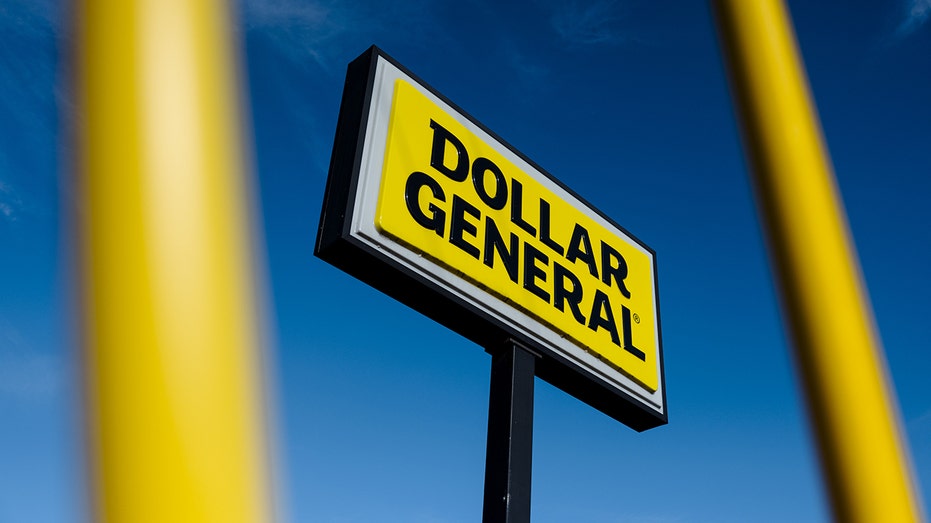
632,313,641,324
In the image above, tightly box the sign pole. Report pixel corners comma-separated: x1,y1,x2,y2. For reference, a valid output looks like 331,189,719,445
482,341,536,523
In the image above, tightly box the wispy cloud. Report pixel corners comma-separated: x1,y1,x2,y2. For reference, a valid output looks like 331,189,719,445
242,0,436,71
509,50,549,81
243,0,351,72
908,408,931,436
0,320,62,402
239,0,367,174
0,0,60,223
0,181,22,221
242,0,433,71
0,0,59,129
2,0,58,25
893,0,931,39
551,0,624,46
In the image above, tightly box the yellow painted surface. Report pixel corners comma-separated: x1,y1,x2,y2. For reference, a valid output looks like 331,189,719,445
376,80,659,392
713,1,925,522
76,0,273,521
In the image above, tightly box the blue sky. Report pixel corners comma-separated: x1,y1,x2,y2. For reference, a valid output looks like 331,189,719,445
1,0,930,521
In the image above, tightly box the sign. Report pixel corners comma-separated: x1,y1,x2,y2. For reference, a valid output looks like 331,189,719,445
316,47,666,430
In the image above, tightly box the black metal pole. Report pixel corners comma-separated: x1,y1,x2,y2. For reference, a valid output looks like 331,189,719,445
482,340,536,523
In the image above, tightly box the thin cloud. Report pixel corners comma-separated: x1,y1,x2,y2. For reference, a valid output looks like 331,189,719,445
241,0,428,72
0,0,59,34
510,50,549,81
551,0,624,46
894,0,931,39
0,320,62,402
243,0,346,71
0,0,59,223
909,408,931,436
0,181,22,222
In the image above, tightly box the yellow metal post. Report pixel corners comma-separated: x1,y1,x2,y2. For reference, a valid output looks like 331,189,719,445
75,0,274,521
712,1,925,521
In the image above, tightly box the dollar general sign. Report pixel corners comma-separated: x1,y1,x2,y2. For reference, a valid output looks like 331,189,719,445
317,47,666,430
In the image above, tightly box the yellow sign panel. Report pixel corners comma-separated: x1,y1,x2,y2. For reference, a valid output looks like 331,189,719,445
375,80,659,392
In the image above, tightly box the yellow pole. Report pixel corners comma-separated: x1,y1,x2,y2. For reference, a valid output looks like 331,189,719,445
75,0,274,521
712,1,925,522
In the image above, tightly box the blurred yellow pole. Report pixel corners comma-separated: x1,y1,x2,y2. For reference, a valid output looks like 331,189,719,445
75,0,273,522
712,1,925,522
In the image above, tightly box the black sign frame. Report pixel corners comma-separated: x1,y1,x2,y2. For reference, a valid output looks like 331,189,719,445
315,46,666,431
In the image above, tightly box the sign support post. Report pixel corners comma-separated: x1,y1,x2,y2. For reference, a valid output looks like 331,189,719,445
317,47,668,520
483,342,536,523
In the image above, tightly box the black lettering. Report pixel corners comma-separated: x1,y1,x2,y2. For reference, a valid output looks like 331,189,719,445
483,217,519,283
622,305,645,361
471,157,508,210
522,242,550,303
600,242,631,299
588,290,620,346
553,262,586,325
539,199,565,256
566,224,598,277
429,120,469,182
449,195,481,259
510,179,536,236
404,171,446,236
